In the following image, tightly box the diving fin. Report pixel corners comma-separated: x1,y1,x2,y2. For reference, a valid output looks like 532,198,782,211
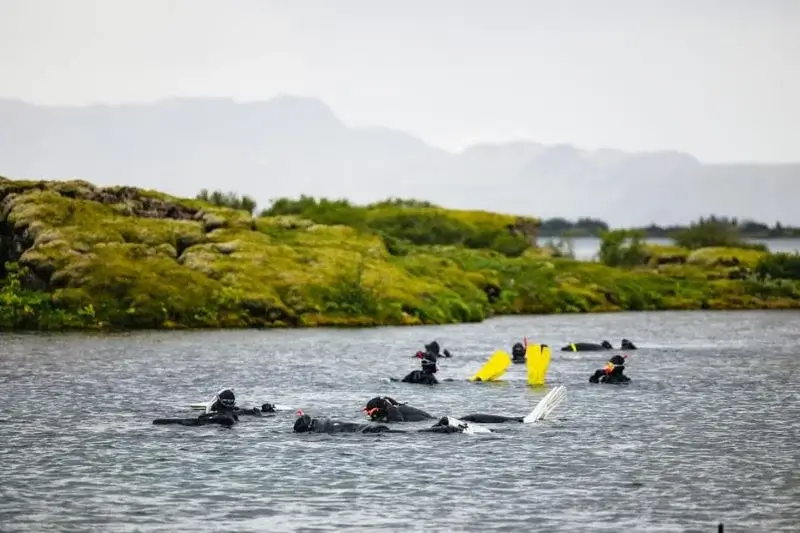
526,343,552,386
468,350,512,382
523,385,567,423
443,416,492,434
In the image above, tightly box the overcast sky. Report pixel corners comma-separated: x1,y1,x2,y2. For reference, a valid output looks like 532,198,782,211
2,0,798,163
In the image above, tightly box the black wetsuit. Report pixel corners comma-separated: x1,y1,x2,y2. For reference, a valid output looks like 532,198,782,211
395,351,455,384
425,341,452,358
400,369,439,385
153,411,238,427
366,397,435,422
589,367,631,384
511,342,526,364
206,403,277,416
366,397,524,424
294,415,487,434
459,413,525,423
295,417,401,434
620,339,637,350
560,341,613,352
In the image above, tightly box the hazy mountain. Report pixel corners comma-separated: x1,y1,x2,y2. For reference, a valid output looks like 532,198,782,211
0,95,796,227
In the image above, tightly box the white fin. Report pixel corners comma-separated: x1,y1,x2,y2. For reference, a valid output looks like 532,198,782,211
523,385,567,423
445,416,491,434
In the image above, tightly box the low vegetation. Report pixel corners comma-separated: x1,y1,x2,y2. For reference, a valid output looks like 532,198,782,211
1,177,799,331
537,214,800,240
261,195,538,257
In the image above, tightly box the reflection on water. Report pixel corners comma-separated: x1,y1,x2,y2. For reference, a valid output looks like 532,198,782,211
2,310,799,532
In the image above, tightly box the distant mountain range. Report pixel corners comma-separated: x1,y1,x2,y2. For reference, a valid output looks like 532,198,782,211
1,95,796,227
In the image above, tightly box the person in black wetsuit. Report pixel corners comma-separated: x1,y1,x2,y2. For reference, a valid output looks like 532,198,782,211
425,340,452,358
399,352,441,385
363,396,435,422
205,388,277,416
511,342,526,364
589,354,631,384
152,389,276,427
293,413,491,434
412,340,452,359
620,338,637,350
561,340,613,352
363,396,528,424
154,389,241,427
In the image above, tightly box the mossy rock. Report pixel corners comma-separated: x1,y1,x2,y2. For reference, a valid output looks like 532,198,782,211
686,247,768,268
643,244,690,266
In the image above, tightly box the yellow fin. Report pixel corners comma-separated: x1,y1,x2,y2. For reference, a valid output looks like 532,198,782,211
526,344,551,386
469,350,512,382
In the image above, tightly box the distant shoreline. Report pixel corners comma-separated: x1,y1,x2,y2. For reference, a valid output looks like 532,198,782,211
538,231,800,240
533,214,800,240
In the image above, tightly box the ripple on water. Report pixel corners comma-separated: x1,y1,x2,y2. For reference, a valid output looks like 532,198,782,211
2,310,800,532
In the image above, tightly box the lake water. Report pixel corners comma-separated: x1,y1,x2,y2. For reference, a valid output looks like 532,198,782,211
542,237,800,261
2,310,799,533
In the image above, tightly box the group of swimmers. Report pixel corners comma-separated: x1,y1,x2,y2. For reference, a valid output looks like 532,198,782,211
152,336,635,430
153,387,549,433
397,338,636,385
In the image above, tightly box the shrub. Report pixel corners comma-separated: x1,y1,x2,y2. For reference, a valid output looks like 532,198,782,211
598,230,647,267
755,252,800,281
261,196,534,257
197,189,257,215
672,216,767,251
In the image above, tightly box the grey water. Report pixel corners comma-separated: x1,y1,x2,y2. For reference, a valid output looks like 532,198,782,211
1,310,799,533
544,236,800,261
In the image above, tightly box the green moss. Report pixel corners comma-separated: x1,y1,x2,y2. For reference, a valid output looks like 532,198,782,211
643,244,690,266
1,177,799,331
686,247,767,268
261,196,537,256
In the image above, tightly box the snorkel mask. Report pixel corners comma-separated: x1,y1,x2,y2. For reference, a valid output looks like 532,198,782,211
205,388,236,413
364,406,382,420
604,355,628,374
363,397,388,421
217,389,236,408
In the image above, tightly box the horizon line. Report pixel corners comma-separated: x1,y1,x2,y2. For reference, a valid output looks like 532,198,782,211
3,93,799,166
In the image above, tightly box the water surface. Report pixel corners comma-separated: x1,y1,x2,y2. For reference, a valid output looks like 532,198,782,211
543,236,800,261
2,310,799,532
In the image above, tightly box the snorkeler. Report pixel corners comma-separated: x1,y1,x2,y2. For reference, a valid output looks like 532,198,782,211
424,340,452,358
511,342,526,364
589,354,631,384
293,412,491,434
560,340,614,352
397,352,442,385
620,338,637,350
204,388,277,415
153,389,274,427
